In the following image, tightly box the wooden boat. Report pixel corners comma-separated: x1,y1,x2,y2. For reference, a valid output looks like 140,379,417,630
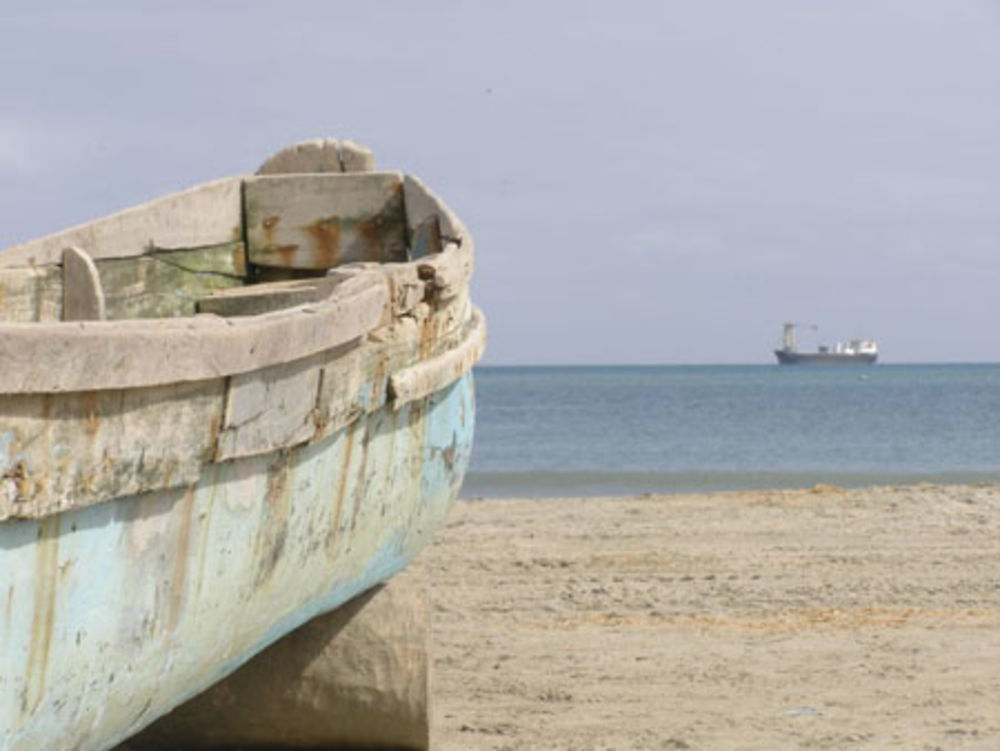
0,139,484,751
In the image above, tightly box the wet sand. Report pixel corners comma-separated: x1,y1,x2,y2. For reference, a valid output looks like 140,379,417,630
414,484,1000,750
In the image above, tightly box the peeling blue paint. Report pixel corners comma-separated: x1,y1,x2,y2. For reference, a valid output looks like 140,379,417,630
0,430,13,467
0,372,475,751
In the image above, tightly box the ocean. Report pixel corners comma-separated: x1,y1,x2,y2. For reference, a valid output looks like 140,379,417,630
462,363,1000,498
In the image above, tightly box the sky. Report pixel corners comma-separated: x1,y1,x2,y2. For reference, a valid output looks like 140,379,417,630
1,1,998,364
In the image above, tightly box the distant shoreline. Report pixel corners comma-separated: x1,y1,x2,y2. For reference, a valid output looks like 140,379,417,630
460,472,1000,500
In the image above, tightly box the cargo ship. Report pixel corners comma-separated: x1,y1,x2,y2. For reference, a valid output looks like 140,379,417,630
774,322,877,365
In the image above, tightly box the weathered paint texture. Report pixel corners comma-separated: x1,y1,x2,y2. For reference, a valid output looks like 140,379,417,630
0,266,62,322
217,354,322,461
0,373,474,751
0,379,226,520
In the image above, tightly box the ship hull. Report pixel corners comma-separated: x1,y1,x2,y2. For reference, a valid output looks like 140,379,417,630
775,350,877,365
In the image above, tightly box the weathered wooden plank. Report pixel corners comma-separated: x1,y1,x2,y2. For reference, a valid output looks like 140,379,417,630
245,173,408,270
402,174,463,253
256,138,375,175
421,290,473,355
215,354,323,461
0,379,226,521
389,306,486,408
313,345,370,438
0,270,389,393
62,247,106,321
402,175,444,259
408,218,442,260
312,334,422,441
96,242,246,320
0,177,243,267
256,138,344,175
197,277,329,318
0,266,62,321
340,140,375,172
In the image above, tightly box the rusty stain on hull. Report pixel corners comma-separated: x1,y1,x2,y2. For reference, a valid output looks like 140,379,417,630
22,515,60,720
441,433,458,472
255,453,293,586
347,421,373,537
262,216,279,241
304,216,342,269
206,413,221,462
192,473,219,605
166,488,196,632
327,419,357,556
273,245,301,268
354,218,380,261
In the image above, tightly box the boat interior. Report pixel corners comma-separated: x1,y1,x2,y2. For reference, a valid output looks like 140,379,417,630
0,141,457,324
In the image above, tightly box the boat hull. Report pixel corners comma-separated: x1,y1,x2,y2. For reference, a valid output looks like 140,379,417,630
0,139,486,750
1,372,474,751
774,350,877,365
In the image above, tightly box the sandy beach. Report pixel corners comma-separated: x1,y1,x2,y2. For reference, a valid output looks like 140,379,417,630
413,484,1000,750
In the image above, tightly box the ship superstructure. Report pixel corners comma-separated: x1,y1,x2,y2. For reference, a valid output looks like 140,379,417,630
774,322,877,365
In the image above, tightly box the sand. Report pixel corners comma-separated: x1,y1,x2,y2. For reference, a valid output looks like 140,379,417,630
412,484,1000,750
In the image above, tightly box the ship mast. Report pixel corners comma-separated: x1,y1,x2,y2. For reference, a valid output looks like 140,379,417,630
781,322,797,352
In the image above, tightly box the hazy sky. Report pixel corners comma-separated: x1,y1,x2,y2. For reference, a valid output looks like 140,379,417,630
2,2,998,364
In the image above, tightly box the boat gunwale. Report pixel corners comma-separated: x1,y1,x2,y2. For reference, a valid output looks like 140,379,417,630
0,176,245,269
0,269,389,393
0,171,475,394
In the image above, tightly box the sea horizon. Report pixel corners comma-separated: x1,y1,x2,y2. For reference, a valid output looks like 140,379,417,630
476,361,1000,369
